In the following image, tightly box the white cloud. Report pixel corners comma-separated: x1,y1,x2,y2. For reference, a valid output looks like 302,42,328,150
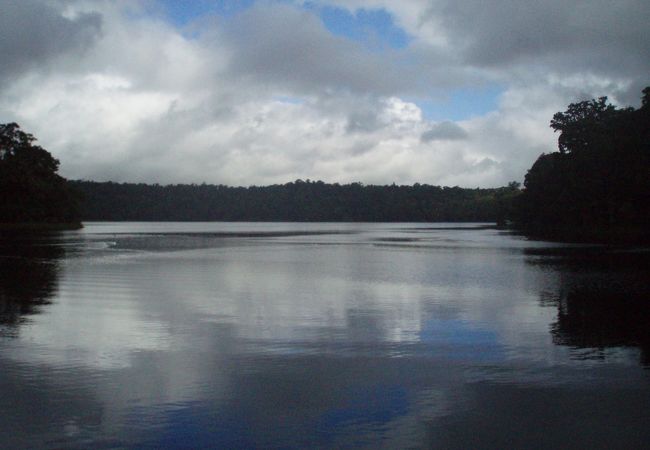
0,0,647,187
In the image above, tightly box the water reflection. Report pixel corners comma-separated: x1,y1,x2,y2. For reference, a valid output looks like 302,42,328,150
0,232,64,337
552,285,650,364
526,247,650,366
1,224,650,448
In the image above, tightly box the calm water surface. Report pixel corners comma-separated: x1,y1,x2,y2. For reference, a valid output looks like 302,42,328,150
1,222,649,449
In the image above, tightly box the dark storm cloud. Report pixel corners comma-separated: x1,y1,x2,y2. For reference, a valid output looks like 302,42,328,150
421,121,468,142
422,0,650,67
418,0,650,93
0,1,102,84
218,3,423,96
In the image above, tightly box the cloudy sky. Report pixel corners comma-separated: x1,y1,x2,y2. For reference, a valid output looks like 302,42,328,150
1,0,648,187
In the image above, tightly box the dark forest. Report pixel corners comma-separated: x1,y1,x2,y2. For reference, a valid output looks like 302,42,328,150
71,179,519,223
514,87,649,243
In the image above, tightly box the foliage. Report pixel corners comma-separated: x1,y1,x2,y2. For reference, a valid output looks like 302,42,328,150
0,123,81,225
71,179,520,223
515,87,650,242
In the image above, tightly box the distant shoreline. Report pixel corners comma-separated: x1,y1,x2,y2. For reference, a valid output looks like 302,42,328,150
70,179,519,223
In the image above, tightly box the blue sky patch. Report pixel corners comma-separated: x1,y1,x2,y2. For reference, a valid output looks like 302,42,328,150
416,85,504,121
159,0,255,25
306,3,411,50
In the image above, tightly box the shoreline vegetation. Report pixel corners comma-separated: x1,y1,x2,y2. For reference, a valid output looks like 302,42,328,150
0,123,82,229
70,179,520,224
512,87,649,245
2,87,648,244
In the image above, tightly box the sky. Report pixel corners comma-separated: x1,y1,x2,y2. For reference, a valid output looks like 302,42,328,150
0,0,648,187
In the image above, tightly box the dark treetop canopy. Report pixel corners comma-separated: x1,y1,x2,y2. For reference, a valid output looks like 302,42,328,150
0,123,80,226
71,179,519,223
515,87,650,243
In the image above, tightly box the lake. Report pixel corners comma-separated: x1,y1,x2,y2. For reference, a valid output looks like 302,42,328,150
1,222,649,449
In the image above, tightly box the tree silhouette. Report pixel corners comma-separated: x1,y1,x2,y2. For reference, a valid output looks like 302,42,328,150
0,123,80,225
516,87,650,242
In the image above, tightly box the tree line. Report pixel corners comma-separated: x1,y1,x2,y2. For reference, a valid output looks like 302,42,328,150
513,86,649,242
70,179,519,222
